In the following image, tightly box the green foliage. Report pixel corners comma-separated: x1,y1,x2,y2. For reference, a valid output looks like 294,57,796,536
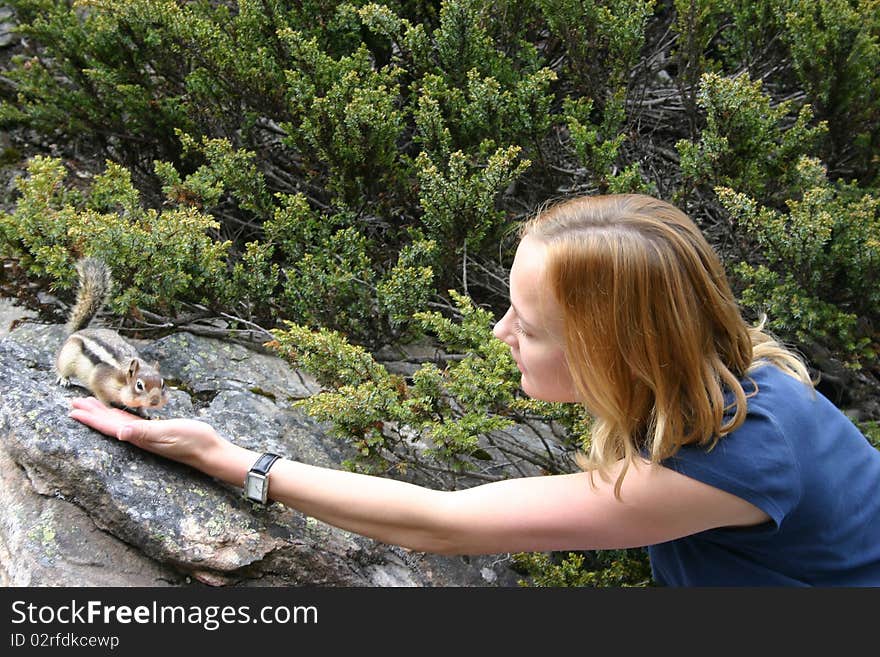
539,0,655,98
670,0,725,131
415,290,522,408
0,156,230,315
861,421,880,450
676,72,827,203
407,64,557,159
268,291,575,478
1,0,562,346
218,241,281,323
416,145,530,253
713,0,784,74
359,0,558,255
548,0,654,190
268,322,388,389
279,33,406,205
775,0,880,184
0,155,81,278
667,0,880,186
563,94,631,191
156,131,274,217
512,549,652,587
262,192,334,264
605,162,658,196
0,0,196,171
717,159,879,366
511,397,594,451
281,225,378,340
270,222,438,343
377,237,438,330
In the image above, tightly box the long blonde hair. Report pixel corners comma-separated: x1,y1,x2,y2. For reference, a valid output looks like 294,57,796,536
521,194,812,496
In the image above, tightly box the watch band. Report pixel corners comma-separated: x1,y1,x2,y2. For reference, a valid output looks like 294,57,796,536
244,452,282,504
250,452,282,476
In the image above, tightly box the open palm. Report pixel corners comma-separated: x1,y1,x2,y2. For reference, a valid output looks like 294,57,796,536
68,397,223,469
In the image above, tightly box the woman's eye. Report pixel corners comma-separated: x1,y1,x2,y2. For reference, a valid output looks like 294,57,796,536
514,322,528,336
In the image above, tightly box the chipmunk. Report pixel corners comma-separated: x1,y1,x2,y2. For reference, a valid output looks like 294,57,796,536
55,257,168,411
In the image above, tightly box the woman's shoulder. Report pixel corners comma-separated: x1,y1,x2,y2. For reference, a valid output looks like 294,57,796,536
740,361,818,418
735,361,874,466
669,364,809,490
745,359,811,393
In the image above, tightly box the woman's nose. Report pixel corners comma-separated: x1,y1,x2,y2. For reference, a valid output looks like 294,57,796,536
493,307,515,345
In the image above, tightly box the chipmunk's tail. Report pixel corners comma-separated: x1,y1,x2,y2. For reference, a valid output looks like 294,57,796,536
66,257,113,334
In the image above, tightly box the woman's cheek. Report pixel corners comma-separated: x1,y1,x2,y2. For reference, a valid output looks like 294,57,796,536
535,346,578,402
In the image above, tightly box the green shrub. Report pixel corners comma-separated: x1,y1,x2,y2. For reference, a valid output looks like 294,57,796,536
539,0,654,100
861,421,880,450
0,156,230,315
416,145,530,254
548,0,655,190
676,72,827,205
512,548,652,587
155,131,274,218
269,290,586,480
717,158,879,367
775,0,880,185
278,32,407,206
670,0,724,132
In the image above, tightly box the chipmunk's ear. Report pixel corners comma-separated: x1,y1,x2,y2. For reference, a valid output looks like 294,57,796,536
127,359,141,380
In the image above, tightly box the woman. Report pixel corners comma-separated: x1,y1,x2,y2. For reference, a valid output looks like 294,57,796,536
70,194,880,586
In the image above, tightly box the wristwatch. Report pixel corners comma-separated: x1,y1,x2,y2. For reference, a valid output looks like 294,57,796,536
243,453,282,504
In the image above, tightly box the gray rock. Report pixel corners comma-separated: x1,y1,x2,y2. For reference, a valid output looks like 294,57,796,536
0,322,520,587
0,445,184,586
0,298,37,337
0,6,15,49
142,331,322,400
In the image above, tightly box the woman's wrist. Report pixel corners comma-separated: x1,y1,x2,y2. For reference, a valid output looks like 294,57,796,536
197,437,259,488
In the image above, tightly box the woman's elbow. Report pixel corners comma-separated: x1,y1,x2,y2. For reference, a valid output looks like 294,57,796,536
396,490,478,555
399,530,466,556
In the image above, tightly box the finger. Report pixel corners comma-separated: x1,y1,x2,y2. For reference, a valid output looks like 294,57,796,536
68,402,150,440
68,408,127,438
70,397,105,412
70,397,143,422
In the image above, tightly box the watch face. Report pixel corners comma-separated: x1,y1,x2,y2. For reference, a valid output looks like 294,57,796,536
246,473,267,502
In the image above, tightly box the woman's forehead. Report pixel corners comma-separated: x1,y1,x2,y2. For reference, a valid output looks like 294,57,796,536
511,236,547,293
513,235,547,271
510,237,565,335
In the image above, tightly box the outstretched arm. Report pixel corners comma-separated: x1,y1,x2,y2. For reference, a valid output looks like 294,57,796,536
69,397,768,555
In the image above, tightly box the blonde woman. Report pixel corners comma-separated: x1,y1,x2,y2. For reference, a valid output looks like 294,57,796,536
69,194,880,586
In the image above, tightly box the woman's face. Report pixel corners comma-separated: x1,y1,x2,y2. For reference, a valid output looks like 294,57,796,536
492,236,578,403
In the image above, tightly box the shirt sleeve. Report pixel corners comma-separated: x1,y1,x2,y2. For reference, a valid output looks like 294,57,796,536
662,411,803,530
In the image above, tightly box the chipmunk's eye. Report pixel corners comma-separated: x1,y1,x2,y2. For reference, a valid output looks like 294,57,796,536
135,379,145,392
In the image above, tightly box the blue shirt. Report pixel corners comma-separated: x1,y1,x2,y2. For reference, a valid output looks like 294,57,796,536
648,363,880,586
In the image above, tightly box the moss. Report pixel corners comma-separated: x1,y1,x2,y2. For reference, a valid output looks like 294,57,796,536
0,146,22,166
248,387,277,402
28,520,59,560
